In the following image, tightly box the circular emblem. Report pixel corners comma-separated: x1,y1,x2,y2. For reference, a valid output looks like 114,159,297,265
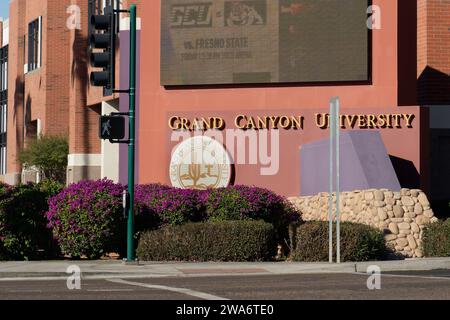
170,136,232,190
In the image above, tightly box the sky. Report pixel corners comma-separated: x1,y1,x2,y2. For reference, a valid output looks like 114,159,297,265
0,1,9,20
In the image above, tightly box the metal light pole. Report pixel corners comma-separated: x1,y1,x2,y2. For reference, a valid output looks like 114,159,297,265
328,102,335,263
335,98,341,264
329,97,341,264
126,4,137,263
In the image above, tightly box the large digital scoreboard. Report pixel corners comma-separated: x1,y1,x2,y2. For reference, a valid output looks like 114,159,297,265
161,0,370,85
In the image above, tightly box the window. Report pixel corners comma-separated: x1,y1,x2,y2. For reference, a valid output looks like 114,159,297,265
27,17,42,72
0,46,7,91
0,45,7,175
102,0,121,10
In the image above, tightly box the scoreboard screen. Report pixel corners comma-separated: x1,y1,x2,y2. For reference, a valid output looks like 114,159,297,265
161,0,370,85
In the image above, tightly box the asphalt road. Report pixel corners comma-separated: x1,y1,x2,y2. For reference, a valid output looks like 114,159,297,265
0,271,449,300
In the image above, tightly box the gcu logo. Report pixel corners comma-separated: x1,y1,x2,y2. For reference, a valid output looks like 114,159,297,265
170,4,213,28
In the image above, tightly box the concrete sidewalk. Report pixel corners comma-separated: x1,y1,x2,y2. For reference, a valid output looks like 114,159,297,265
0,258,449,280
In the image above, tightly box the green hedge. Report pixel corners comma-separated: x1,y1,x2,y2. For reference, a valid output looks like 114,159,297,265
291,221,386,262
136,220,276,262
205,186,300,244
0,181,63,260
423,219,450,257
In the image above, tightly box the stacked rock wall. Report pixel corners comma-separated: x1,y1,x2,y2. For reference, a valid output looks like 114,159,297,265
289,188,438,258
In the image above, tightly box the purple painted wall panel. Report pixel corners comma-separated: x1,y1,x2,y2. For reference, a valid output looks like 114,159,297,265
119,30,141,185
300,131,401,196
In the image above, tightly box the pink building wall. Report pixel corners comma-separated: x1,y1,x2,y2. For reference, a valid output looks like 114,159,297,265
137,0,425,196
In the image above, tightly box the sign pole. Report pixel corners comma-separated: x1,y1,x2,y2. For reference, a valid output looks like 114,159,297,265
329,97,341,263
328,99,335,263
335,98,341,264
126,4,137,263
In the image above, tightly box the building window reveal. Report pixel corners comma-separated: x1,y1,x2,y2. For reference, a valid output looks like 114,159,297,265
28,17,42,72
0,45,7,175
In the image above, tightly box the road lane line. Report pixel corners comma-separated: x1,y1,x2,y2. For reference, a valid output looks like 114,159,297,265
107,278,229,300
8,290,43,293
87,289,134,292
381,273,450,281
353,272,450,281
0,276,68,282
0,274,169,282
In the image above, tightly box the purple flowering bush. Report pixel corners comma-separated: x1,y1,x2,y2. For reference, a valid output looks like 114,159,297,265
134,184,207,231
46,179,125,259
205,185,300,240
134,184,299,237
45,180,299,260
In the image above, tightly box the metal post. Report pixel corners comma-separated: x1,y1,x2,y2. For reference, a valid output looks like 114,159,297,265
328,101,335,264
335,98,341,264
126,4,137,262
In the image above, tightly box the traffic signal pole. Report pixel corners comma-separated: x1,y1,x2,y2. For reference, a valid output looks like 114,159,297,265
91,3,138,262
126,4,137,263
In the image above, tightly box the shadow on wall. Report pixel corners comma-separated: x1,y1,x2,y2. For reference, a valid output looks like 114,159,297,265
390,151,450,220
397,0,417,106
24,94,37,144
418,66,450,106
429,200,450,220
398,0,450,107
71,29,91,152
398,0,450,106
71,30,88,101
13,76,24,170
25,94,31,126
71,29,101,165
429,128,450,220
389,155,420,189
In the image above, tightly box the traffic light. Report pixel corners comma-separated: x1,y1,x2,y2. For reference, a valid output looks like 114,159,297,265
89,5,116,96
99,115,126,140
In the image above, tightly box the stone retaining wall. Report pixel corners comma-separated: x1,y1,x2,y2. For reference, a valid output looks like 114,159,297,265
289,188,438,258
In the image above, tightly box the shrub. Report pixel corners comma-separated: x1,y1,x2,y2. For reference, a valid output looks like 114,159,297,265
18,135,69,183
292,221,386,262
134,184,300,251
205,187,249,221
46,179,125,259
0,182,10,194
136,220,276,262
134,184,207,231
205,185,300,239
0,182,63,260
38,179,64,197
422,219,450,257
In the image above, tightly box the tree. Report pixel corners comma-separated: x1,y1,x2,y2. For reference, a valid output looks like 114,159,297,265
18,135,69,183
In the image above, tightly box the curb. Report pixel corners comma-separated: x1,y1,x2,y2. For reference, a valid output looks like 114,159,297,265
0,258,448,280
0,273,172,281
355,258,450,273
